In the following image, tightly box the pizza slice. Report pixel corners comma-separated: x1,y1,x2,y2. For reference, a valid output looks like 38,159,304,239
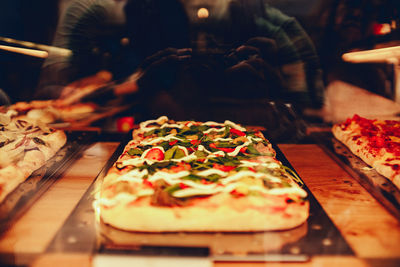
7,100,99,125
0,110,67,203
332,114,400,189
98,116,308,232
57,70,113,106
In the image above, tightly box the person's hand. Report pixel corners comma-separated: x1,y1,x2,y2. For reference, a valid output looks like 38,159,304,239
223,37,284,98
136,48,192,91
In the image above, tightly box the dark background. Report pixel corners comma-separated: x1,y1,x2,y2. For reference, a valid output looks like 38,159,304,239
0,0,399,103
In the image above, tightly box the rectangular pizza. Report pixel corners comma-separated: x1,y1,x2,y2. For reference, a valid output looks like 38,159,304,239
0,110,67,203
98,116,309,232
332,114,400,190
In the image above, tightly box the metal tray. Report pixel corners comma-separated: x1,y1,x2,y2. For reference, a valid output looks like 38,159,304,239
313,131,400,221
0,131,96,234
46,136,353,262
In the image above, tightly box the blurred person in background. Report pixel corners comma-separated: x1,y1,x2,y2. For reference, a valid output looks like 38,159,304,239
0,0,58,103
36,0,325,141
0,89,10,106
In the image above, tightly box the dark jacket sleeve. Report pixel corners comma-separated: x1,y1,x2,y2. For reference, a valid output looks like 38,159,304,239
35,0,127,99
257,5,325,108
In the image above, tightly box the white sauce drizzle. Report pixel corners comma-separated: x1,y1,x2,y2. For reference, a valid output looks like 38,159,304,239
267,187,307,198
227,141,251,156
140,116,168,129
197,145,212,154
248,136,263,142
160,123,185,129
99,193,137,207
116,168,148,182
196,169,228,177
170,154,198,162
203,127,225,134
221,170,281,184
147,170,191,184
213,137,233,142
240,161,280,169
204,151,225,160
140,134,181,145
224,120,247,132
112,116,307,200
172,181,306,198
203,121,224,127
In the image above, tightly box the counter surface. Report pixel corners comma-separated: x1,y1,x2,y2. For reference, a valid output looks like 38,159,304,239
0,142,399,266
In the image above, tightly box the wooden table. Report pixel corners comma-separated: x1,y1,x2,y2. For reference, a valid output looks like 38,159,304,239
0,142,399,267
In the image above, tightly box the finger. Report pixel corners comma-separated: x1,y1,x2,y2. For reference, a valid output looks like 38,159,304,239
138,54,185,90
243,57,267,71
245,37,278,63
114,80,139,96
224,45,261,66
241,58,283,88
176,48,192,56
147,54,181,71
140,47,178,69
225,61,265,84
234,45,261,60
141,48,192,71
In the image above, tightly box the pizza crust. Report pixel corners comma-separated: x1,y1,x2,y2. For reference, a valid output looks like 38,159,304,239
0,165,26,203
0,118,67,203
101,195,309,232
40,130,68,158
332,123,400,188
8,99,98,124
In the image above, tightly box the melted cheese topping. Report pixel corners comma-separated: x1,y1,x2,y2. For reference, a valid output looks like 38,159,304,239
140,134,180,145
196,169,228,177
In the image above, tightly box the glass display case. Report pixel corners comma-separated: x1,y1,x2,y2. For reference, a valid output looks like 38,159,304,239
0,1,400,266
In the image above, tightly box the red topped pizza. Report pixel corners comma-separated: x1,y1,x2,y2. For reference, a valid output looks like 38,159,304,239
98,116,308,232
332,114,400,189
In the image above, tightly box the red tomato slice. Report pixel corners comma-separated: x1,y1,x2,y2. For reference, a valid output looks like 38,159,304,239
209,143,235,153
230,189,245,197
179,182,189,189
240,147,247,153
217,147,235,153
169,162,191,173
209,143,217,149
230,128,246,136
190,140,200,146
142,179,154,187
169,140,178,146
144,148,164,161
213,163,235,172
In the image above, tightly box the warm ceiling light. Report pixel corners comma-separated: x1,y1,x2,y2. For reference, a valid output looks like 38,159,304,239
120,37,130,46
197,7,209,19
